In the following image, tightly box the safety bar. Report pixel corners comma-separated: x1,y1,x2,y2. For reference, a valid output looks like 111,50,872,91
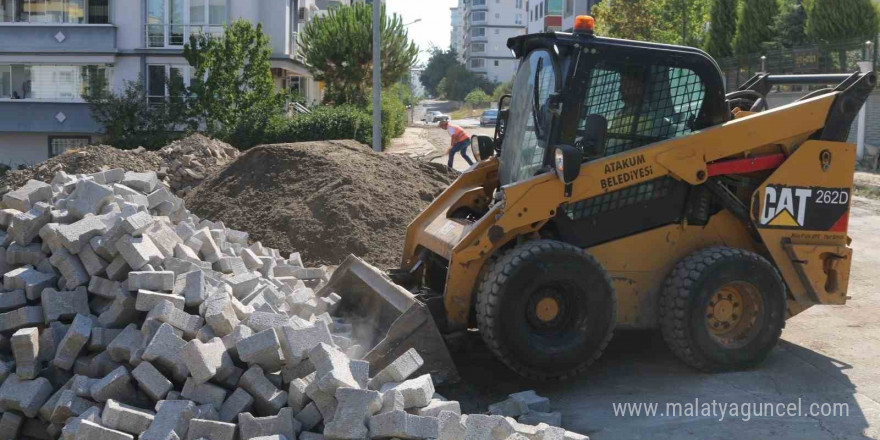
763,74,855,85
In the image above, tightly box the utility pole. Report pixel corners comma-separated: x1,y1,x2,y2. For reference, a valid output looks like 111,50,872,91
372,0,382,152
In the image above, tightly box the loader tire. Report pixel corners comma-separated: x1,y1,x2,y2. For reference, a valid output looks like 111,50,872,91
660,247,786,372
475,240,616,380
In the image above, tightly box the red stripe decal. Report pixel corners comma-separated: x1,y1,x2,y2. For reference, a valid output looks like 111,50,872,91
707,154,787,177
829,212,849,232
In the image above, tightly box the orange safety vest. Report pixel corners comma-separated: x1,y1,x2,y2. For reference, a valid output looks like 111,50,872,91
449,124,470,144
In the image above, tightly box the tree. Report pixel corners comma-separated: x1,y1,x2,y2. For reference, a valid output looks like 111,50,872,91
465,89,492,107
774,0,807,48
84,76,187,150
420,48,460,97
492,81,513,102
299,3,419,105
808,0,878,69
592,0,665,42
183,20,287,142
442,64,495,102
705,0,737,57
658,0,711,46
734,0,779,55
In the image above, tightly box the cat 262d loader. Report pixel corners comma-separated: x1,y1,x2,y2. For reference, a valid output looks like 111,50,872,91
318,16,876,383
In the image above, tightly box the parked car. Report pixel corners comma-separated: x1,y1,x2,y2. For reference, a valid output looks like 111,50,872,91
422,111,450,124
480,109,499,127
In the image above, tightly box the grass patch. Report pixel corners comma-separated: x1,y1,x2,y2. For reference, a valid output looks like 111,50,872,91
450,103,489,120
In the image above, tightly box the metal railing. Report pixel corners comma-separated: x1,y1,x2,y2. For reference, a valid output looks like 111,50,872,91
290,31,306,63
145,23,224,48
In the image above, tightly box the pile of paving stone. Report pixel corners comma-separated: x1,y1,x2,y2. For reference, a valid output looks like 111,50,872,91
0,171,587,440
157,135,240,197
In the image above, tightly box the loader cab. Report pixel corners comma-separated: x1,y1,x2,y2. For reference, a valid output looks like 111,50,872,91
497,29,728,187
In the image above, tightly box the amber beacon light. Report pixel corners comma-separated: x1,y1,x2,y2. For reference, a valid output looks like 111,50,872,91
574,15,595,34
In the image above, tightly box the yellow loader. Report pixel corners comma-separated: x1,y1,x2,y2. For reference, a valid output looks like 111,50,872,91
318,16,876,382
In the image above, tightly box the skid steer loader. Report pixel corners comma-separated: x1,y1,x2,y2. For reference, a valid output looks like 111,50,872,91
318,16,876,382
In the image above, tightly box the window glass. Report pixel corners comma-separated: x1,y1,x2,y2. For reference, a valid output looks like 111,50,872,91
88,0,109,23
50,137,89,157
472,11,485,21
169,0,185,45
208,0,224,25
189,0,204,23
148,64,167,103
579,61,706,156
499,50,557,185
0,0,13,21
0,66,10,98
471,43,485,53
471,27,484,37
547,0,563,14
22,0,46,22
65,0,84,23
147,0,165,47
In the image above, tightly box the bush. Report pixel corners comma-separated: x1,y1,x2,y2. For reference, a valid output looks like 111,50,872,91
370,92,407,146
250,105,373,149
465,89,492,107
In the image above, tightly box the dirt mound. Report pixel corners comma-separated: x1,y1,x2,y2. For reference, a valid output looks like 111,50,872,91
185,140,457,268
159,133,240,196
0,145,164,190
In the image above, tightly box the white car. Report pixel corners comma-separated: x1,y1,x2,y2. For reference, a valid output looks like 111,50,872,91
422,111,450,124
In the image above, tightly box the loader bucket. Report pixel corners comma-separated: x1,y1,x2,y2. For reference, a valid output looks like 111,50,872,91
317,255,460,384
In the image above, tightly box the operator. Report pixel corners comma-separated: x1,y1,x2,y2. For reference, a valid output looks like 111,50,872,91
609,66,673,141
439,120,475,170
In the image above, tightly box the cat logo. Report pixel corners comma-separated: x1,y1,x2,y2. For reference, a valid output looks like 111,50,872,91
757,184,850,231
759,186,812,227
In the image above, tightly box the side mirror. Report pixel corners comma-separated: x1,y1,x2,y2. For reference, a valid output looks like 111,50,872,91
471,135,495,161
555,145,582,197
581,114,608,157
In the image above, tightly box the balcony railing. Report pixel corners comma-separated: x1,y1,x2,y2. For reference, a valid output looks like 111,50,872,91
145,23,224,48
290,31,306,63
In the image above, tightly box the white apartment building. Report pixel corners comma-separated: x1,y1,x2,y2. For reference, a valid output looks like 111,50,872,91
0,0,341,168
449,6,464,62
459,0,527,84
527,0,562,34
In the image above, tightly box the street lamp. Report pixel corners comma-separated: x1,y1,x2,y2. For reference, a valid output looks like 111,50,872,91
372,0,381,152
403,18,422,27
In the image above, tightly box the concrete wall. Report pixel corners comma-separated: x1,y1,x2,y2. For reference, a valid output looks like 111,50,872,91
0,132,102,168
0,24,117,53
0,101,100,133
115,0,142,51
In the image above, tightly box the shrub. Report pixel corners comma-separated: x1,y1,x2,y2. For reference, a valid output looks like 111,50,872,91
465,89,492,107
250,105,373,149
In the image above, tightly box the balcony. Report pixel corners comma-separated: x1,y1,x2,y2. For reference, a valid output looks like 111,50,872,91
145,23,223,49
0,101,99,133
290,31,305,63
0,23,116,53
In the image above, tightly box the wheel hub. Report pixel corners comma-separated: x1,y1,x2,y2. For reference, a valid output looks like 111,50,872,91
535,297,561,323
705,281,762,346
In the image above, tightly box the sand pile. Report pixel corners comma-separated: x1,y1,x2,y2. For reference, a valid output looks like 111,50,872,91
185,140,457,269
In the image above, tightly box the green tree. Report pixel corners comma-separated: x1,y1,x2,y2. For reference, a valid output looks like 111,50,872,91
593,0,665,41
299,3,419,105
492,81,513,102
436,78,449,99
420,48,460,97
658,0,711,46
84,76,187,149
183,20,287,143
734,0,779,55
442,64,495,102
807,0,878,69
774,0,807,48
464,89,492,107
705,0,737,57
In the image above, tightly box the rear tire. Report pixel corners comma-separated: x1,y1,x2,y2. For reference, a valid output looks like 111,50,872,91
659,247,786,372
475,240,616,380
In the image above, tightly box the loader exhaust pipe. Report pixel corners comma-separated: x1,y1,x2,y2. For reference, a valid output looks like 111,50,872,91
317,255,460,384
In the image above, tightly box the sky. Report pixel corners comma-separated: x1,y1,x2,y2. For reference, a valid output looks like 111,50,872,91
386,0,458,65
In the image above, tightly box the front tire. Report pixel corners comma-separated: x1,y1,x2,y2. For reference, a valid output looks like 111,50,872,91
659,247,786,372
475,240,617,380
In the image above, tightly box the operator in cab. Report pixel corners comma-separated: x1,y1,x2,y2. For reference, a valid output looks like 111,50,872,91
440,120,475,170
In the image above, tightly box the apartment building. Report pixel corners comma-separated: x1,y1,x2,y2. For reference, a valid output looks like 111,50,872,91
527,0,562,33
459,0,527,84
0,0,333,168
449,6,463,62
560,0,601,32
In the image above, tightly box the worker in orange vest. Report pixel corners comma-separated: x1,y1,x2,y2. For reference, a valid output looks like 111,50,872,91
439,120,474,170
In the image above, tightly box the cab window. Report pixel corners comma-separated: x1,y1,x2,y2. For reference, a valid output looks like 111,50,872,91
579,61,706,156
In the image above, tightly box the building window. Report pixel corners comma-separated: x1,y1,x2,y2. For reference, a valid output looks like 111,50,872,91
471,43,485,53
516,0,522,7
471,27,485,37
49,136,90,158
564,0,573,17
515,13,522,25
471,11,485,22
547,0,562,15
472,0,485,5
494,28,499,34
494,60,500,66
470,58,485,69
147,0,226,48
147,64,189,104
0,64,111,101
0,0,109,23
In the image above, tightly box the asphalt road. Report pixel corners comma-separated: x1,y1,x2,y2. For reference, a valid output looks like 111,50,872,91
436,197,880,440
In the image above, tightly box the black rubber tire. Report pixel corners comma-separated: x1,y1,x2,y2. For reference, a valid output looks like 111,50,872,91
475,240,617,380
659,247,786,372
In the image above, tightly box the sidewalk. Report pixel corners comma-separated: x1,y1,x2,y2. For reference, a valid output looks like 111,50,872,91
388,126,489,172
